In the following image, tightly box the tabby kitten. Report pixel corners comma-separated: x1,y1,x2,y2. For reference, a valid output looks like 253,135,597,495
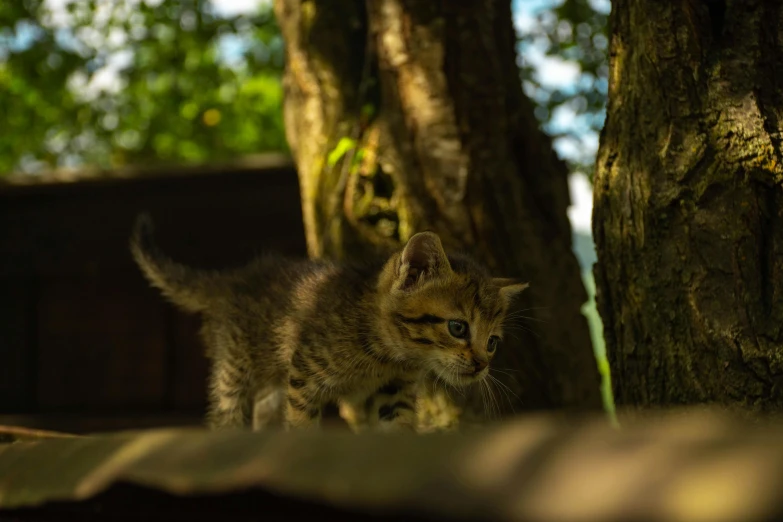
130,214,527,432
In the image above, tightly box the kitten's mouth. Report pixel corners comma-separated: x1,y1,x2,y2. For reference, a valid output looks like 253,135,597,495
431,364,487,386
458,368,488,382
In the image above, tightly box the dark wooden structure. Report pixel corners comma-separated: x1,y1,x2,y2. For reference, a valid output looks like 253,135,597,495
0,155,306,432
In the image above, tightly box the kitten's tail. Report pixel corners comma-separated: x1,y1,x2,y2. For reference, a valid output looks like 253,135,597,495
130,213,215,313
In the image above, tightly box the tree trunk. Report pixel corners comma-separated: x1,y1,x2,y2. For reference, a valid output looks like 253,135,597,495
594,1,783,410
274,0,602,425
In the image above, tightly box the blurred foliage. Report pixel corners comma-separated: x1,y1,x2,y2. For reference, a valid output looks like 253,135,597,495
0,0,285,175
517,0,609,180
0,0,607,178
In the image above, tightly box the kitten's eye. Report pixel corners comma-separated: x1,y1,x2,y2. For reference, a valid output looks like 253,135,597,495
448,320,469,339
487,336,500,354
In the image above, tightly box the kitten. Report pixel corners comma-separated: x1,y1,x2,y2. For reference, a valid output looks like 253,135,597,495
130,214,528,432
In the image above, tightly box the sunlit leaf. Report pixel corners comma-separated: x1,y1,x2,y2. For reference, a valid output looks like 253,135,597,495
326,137,357,168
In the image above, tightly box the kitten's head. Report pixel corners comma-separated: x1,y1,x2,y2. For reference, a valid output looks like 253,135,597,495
377,232,528,386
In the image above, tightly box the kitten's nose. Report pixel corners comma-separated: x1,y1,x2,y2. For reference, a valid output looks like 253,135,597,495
473,358,488,373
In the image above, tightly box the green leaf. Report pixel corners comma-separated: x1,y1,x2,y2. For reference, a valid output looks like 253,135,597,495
326,137,356,168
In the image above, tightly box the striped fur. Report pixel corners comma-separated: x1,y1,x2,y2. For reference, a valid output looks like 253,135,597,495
131,215,528,432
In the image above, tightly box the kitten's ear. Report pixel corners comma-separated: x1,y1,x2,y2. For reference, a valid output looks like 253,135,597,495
493,278,529,302
397,232,451,290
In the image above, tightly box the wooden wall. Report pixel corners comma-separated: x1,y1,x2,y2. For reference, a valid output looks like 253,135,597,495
0,156,306,432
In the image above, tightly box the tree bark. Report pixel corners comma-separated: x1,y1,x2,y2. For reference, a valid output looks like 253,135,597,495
594,1,783,410
274,0,602,425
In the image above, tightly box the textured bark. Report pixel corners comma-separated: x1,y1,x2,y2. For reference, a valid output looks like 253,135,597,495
594,1,783,410
274,0,602,422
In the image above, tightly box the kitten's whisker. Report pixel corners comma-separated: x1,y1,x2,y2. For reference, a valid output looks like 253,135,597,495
487,376,514,416
506,306,549,313
505,326,534,334
433,368,449,394
489,380,501,419
488,374,521,404
483,380,497,420
478,379,490,420
482,378,501,420
503,331,521,342
490,368,519,380
503,316,547,328
491,368,521,384
504,314,547,324
450,364,465,396
478,380,488,420
502,324,541,339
